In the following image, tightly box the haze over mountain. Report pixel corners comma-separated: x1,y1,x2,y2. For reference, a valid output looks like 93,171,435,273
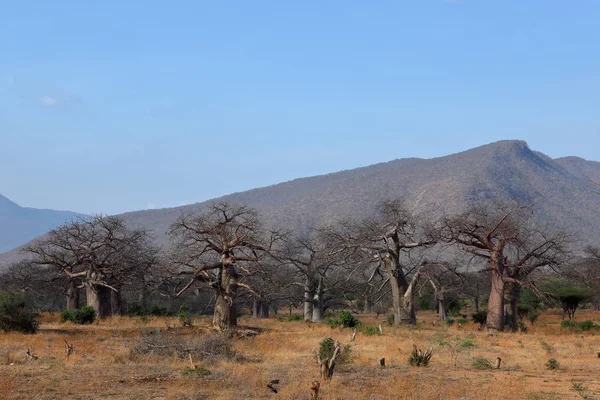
2,140,600,268
0,194,82,253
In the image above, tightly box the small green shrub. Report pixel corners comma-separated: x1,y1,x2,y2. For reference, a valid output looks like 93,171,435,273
472,311,487,328
561,320,577,329
361,325,381,336
338,311,360,328
75,306,96,324
178,306,192,327
0,292,39,334
446,319,455,326
60,306,96,325
460,335,476,349
456,318,469,324
545,358,560,370
527,311,540,325
578,320,599,331
386,314,394,326
326,311,360,328
317,338,352,367
408,345,433,367
472,357,494,369
288,314,303,321
60,309,75,323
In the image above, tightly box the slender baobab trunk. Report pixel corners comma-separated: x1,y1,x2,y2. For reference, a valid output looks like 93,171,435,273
363,297,371,313
486,254,505,332
66,280,79,310
312,276,324,323
471,296,479,313
438,297,447,322
252,297,261,318
304,278,314,321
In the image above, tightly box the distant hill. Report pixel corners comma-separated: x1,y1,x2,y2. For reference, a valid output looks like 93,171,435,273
2,140,600,268
0,194,82,253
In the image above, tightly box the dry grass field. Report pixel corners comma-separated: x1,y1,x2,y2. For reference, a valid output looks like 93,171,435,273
2,310,600,400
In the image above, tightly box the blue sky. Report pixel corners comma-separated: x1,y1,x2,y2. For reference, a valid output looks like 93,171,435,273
1,1,599,215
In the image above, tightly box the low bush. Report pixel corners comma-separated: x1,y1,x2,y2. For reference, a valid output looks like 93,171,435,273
545,358,560,370
60,306,96,325
472,357,494,370
326,311,361,329
578,320,599,331
408,345,433,367
361,324,381,336
0,292,39,334
288,314,303,321
472,311,487,328
386,314,394,326
560,320,577,329
178,306,192,327
132,331,245,363
317,337,353,368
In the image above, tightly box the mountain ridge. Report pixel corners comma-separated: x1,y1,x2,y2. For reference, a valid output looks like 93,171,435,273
0,194,83,254
2,140,600,268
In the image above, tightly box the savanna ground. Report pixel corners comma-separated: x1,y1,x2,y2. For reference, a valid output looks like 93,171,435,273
2,310,600,400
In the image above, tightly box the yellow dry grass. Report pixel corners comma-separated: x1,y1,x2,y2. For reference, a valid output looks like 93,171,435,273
1,310,600,399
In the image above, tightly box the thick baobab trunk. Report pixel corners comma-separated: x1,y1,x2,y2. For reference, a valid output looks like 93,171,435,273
213,265,238,330
312,276,324,323
386,255,416,325
66,280,79,310
260,302,270,318
85,283,111,318
438,298,447,322
214,292,236,329
304,279,314,321
110,289,122,316
486,263,505,332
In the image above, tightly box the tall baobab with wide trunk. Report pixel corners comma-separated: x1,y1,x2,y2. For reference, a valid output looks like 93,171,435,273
169,203,281,331
25,215,156,318
444,203,568,332
325,200,436,325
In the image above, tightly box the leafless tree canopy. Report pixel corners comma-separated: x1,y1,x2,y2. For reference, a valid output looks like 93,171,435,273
443,202,569,331
168,202,283,330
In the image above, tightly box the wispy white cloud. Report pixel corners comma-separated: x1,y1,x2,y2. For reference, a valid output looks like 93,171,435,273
39,95,59,107
36,86,82,109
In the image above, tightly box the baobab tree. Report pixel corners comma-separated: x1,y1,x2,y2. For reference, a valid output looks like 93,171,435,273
277,231,352,322
325,200,436,325
420,261,465,322
443,202,569,332
168,203,281,330
25,215,157,318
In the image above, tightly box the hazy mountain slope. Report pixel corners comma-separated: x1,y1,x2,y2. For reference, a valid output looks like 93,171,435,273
0,194,82,253
117,140,600,248
2,140,600,269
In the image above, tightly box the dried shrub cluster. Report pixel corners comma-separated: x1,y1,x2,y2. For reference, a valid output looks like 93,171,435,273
131,330,252,363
